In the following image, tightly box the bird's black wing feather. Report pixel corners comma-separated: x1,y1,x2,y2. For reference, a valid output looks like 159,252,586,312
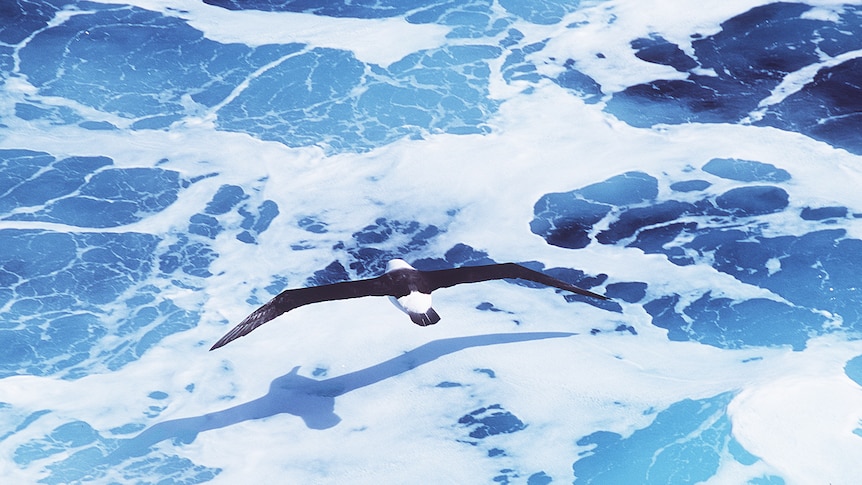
210,276,393,350
420,263,608,300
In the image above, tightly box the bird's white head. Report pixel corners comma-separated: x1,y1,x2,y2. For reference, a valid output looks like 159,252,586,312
386,259,414,272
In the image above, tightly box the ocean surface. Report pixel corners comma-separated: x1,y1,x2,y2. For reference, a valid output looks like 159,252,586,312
1,0,862,483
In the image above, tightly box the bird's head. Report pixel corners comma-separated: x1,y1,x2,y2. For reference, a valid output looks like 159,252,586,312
385,259,414,272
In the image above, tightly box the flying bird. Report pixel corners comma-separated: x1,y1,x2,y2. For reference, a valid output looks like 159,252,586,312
210,259,608,350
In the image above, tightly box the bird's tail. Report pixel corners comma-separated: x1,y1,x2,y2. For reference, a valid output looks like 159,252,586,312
409,308,440,326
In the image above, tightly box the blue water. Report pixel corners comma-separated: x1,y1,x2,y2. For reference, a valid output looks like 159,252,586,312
2,0,862,483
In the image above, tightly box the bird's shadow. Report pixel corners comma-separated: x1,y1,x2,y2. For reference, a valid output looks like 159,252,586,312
105,331,574,463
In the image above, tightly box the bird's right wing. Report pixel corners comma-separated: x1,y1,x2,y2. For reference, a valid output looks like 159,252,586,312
210,276,392,350
421,263,608,300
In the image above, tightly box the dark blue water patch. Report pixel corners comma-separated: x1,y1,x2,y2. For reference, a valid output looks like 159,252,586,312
488,448,506,457
604,282,647,303
317,218,446,276
205,0,574,30
527,471,553,485
205,185,247,215
440,5,511,39
298,216,328,233
757,57,862,155
1,230,158,309
0,148,54,195
605,3,862,143
605,75,756,127
15,102,82,125
728,436,759,466
264,275,290,296
251,200,279,233
579,171,659,206
627,221,698,255
405,1,496,37
0,45,11,81
236,230,255,244
458,404,526,439
217,43,501,153
0,0,68,45
500,28,524,48
106,300,199,373
311,367,327,377
703,158,791,183
536,264,608,295
475,368,496,378
531,172,660,249
437,381,462,388
631,35,698,72
530,198,611,249
670,180,711,192
0,407,51,441
715,186,789,216
353,218,397,244
501,40,546,84
5,166,186,228
533,172,862,349
17,5,304,125
190,185,279,244
644,293,822,350
0,151,112,214
307,260,351,286
498,0,580,25
494,469,518,484
693,3,826,83
476,301,507,312
237,199,280,244
79,120,118,130
15,421,98,465
442,243,496,267
204,0,447,18
110,423,146,435
17,4,504,153
597,200,697,245
845,355,862,387
572,392,744,483
553,59,603,103
800,206,848,221
695,228,862,321
158,234,217,278
188,214,221,239
0,229,203,378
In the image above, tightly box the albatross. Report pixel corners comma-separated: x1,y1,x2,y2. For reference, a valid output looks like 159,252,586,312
210,259,608,350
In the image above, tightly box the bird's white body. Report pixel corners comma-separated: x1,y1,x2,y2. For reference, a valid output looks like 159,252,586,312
384,259,439,325
389,291,433,315
385,259,433,314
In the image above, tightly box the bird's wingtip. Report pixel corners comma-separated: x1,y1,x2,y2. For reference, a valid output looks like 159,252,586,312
209,337,230,351
209,324,247,350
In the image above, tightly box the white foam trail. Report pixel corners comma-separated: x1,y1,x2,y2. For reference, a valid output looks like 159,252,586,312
85,0,451,67
752,48,862,114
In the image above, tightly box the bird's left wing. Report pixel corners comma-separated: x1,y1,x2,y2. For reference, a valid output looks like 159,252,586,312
421,263,609,300
210,276,393,350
